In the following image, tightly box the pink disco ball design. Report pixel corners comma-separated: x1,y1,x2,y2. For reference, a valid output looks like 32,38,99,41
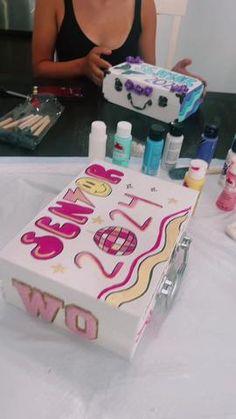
94,226,137,256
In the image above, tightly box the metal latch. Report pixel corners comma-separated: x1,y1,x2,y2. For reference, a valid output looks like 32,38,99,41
156,235,192,312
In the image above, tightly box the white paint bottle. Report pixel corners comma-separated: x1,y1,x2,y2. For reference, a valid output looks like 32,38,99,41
88,121,107,161
161,122,184,170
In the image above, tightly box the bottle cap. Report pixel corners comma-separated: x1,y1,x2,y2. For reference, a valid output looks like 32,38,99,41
188,159,208,180
149,124,166,141
116,121,132,138
169,122,183,137
90,121,107,138
204,124,219,138
231,133,236,153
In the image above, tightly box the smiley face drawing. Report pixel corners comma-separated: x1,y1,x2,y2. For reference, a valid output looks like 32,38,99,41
76,177,112,197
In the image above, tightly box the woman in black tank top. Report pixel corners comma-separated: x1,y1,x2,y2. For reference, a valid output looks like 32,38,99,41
56,0,142,66
32,0,156,85
32,0,205,86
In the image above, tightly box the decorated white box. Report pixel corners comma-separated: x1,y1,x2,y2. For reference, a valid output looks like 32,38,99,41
102,60,204,123
0,161,198,358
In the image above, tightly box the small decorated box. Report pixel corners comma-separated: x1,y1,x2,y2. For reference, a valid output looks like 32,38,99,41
0,161,198,358
102,59,204,123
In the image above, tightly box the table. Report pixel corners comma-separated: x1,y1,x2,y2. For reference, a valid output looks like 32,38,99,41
0,157,235,419
0,75,236,158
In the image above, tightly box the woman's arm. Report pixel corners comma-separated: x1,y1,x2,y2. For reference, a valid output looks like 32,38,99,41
139,0,157,64
32,0,111,83
32,0,82,78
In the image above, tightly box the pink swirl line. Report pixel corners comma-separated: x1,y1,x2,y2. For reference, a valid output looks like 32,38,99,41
97,207,191,299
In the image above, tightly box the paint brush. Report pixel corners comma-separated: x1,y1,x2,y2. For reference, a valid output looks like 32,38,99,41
1,114,35,130
0,117,13,128
30,115,50,133
33,117,51,136
0,87,28,99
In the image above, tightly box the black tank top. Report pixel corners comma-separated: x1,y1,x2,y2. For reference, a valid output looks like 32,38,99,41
56,0,142,66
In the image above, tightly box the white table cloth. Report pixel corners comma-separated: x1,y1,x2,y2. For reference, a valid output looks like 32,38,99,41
0,157,235,419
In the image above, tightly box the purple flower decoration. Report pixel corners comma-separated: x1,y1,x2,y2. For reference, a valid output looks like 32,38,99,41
181,85,189,94
124,79,134,91
126,56,144,64
144,86,153,97
134,84,144,95
134,56,144,64
124,80,153,98
126,56,134,64
170,83,189,94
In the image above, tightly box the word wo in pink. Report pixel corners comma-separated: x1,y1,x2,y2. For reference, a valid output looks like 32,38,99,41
12,279,98,340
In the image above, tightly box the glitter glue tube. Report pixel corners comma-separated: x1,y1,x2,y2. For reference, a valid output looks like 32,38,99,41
161,122,184,170
112,121,132,167
218,133,236,186
216,162,236,211
142,124,166,176
196,124,219,165
88,120,107,161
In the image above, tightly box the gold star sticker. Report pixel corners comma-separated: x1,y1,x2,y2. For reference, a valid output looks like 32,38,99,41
52,264,66,273
168,197,178,205
92,216,104,224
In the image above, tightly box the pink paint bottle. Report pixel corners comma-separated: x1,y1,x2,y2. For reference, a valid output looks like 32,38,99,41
216,162,236,211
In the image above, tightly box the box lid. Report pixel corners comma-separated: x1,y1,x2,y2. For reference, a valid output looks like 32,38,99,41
108,62,202,93
0,161,198,318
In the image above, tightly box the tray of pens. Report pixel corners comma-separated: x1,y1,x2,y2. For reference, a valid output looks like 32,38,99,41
0,94,64,150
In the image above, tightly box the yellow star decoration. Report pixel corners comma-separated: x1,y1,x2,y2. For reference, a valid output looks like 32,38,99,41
168,197,178,205
52,264,66,274
92,216,104,224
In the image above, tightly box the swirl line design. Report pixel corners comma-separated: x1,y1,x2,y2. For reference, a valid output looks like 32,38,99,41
97,207,191,300
105,213,188,307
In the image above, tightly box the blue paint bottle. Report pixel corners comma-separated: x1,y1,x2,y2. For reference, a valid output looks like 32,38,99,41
142,124,166,176
196,124,219,165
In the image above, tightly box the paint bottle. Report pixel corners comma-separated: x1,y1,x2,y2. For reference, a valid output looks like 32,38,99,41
183,159,208,192
88,120,107,161
218,133,236,186
196,124,219,165
161,122,184,170
112,121,132,167
142,124,165,176
216,162,236,211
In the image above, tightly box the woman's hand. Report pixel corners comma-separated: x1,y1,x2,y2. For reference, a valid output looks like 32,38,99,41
82,46,112,86
172,58,207,85
172,58,207,97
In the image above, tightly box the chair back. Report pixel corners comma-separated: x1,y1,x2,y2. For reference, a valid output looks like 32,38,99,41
155,0,188,68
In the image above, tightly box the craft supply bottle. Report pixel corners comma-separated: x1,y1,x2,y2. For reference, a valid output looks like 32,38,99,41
183,159,208,192
218,133,236,186
112,121,132,167
196,124,219,165
88,120,107,161
161,122,184,170
142,124,165,176
216,162,236,211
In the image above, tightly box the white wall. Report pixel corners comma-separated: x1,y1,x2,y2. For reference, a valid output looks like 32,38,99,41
156,0,236,93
